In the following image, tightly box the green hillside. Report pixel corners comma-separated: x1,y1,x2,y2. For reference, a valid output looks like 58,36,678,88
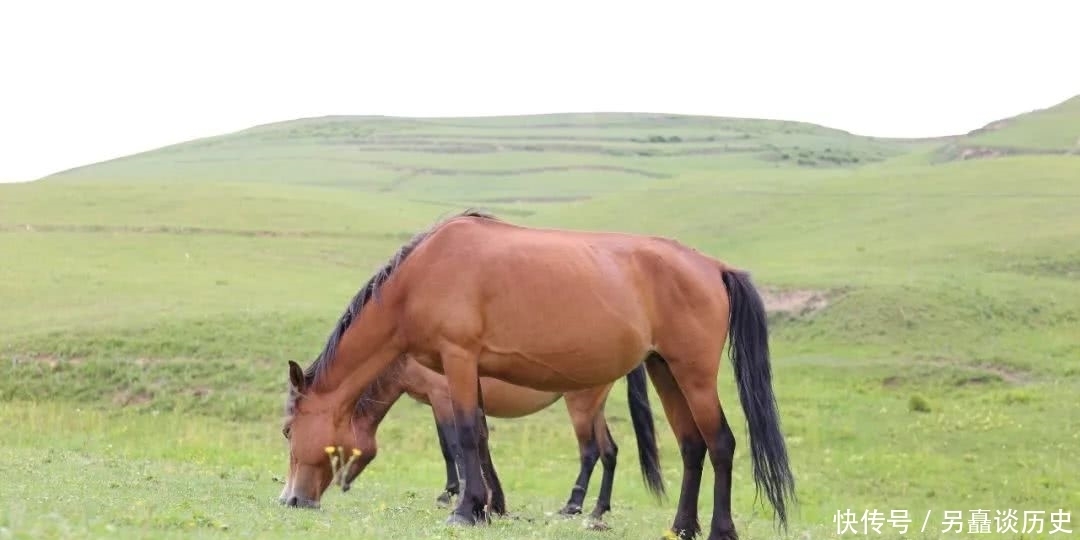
40,113,928,203
2,97,1079,539
933,95,1080,160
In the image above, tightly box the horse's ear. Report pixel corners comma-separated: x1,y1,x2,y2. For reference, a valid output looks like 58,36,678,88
288,360,306,391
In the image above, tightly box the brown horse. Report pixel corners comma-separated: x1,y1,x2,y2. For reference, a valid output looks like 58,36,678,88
302,354,661,525
280,210,795,540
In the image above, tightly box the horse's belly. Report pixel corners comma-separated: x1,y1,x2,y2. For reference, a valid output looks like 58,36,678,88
479,376,562,418
476,347,643,393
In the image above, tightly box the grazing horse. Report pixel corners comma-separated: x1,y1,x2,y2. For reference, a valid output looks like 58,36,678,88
306,353,662,524
279,210,795,540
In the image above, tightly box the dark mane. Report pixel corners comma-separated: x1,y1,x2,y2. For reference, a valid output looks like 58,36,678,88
301,208,497,389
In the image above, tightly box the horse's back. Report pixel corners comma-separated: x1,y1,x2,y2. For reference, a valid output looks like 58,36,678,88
404,216,650,326
398,216,729,390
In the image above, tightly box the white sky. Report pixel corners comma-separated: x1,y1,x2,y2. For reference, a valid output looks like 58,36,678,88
1,0,1077,182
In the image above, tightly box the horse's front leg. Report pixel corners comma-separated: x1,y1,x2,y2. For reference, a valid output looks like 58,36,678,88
472,378,507,515
441,346,489,526
434,412,461,507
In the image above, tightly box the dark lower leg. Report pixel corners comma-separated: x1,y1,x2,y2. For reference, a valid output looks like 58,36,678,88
558,435,599,516
475,408,506,515
442,350,487,526
672,436,706,538
707,415,737,540
665,357,737,540
447,409,488,525
588,427,618,520
435,420,460,506
646,355,705,540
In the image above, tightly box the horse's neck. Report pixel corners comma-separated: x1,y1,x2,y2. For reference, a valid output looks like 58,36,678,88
318,300,404,418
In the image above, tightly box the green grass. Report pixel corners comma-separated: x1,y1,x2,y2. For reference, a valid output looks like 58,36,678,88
2,100,1079,539
962,95,1080,151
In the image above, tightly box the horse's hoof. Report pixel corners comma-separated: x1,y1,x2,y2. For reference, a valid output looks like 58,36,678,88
435,491,453,508
557,504,583,517
445,513,475,527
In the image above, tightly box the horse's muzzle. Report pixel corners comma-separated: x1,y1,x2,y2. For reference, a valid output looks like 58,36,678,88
282,495,320,509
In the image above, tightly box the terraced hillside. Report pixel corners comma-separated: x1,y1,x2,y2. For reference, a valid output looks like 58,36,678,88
1,96,1078,539
40,113,929,205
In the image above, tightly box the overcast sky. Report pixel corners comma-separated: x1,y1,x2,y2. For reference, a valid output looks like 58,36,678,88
1,0,1077,182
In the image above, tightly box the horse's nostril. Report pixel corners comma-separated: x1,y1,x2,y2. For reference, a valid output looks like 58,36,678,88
286,496,299,507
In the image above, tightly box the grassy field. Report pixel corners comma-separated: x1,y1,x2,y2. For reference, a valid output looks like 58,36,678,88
2,95,1079,539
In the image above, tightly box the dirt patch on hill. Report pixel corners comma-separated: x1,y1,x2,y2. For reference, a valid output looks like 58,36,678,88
965,119,1012,136
934,359,1031,386
958,147,1010,160
112,389,154,407
759,288,830,316
881,376,902,388
936,144,1077,162
883,356,1033,388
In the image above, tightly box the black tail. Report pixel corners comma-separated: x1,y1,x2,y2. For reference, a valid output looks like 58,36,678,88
721,269,796,530
626,361,665,499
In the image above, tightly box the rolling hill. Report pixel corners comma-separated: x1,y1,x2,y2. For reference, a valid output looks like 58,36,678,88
934,94,1080,160
35,111,926,200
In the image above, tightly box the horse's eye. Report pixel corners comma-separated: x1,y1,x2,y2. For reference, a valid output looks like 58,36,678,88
282,426,291,439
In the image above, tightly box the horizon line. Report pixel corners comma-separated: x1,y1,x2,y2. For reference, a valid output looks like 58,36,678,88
11,96,1074,184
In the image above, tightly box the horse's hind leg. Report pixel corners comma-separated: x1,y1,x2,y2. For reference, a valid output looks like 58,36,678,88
645,354,708,539
557,386,612,517
586,413,618,524
658,344,738,540
556,413,599,517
